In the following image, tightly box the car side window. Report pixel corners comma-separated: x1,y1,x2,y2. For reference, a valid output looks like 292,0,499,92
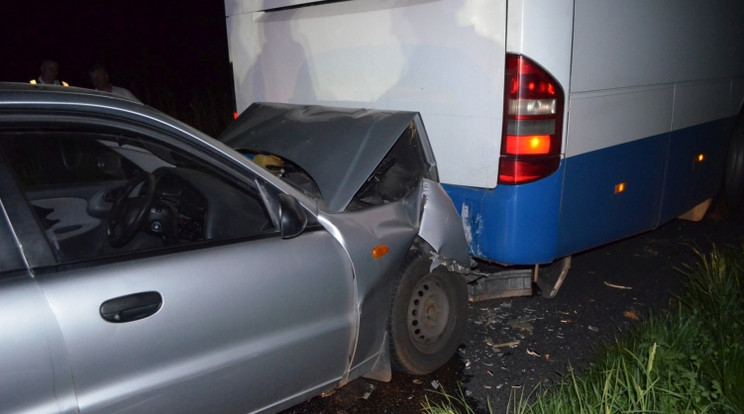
3,132,135,186
0,126,276,264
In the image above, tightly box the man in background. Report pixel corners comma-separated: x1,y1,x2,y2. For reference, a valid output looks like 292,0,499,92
30,60,69,86
88,64,140,102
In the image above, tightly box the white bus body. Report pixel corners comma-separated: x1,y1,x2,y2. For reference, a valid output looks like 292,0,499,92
225,0,744,265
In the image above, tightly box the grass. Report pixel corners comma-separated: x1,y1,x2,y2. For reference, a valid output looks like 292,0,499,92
422,243,744,414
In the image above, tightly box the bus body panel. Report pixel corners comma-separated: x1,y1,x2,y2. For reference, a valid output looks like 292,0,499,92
571,0,744,93
225,0,744,265
506,0,574,98
225,0,508,189
557,133,669,259
556,116,735,259
444,167,563,265
658,118,734,223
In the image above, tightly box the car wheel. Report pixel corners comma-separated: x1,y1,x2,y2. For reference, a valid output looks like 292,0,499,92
388,249,467,375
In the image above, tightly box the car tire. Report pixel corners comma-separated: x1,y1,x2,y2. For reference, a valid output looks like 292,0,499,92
388,249,468,375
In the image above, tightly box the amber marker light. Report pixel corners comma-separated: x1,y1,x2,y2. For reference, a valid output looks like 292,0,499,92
372,245,390,259
614,182,626,194
697,153,705,162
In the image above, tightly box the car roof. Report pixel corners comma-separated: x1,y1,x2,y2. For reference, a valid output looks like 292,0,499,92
0,82,143,106
0,82,209,140
219,102,424,213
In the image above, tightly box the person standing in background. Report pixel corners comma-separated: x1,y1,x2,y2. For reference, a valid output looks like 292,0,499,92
30,59,69,86
88,64,140,102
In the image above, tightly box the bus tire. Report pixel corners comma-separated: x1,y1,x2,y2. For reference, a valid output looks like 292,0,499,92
388,249,467,375
714,111,744,217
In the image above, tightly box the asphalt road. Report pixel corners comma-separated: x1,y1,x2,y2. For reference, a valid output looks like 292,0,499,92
283,207,744,414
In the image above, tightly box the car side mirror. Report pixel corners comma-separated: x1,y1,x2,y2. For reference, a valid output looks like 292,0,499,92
279,193,307,239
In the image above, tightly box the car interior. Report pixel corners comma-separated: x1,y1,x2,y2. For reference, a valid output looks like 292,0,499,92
0,128,276,264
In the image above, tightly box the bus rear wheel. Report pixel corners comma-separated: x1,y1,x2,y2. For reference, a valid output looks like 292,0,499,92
714,112,744,217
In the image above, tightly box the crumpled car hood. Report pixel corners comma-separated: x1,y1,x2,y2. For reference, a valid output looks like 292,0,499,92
218,102,429,213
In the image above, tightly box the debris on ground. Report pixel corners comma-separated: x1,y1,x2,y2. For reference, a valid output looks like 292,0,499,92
357,385,373,400
526,348,541,357
623,307,640,320
508,319,534,332
491,341,521,350
604,281,633,290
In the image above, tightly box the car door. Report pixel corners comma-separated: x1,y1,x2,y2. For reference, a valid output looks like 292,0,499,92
0,175,77,414
37,231,355,414
1,120,357,414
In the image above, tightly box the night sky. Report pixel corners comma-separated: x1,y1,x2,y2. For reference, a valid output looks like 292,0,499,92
2,0,233,133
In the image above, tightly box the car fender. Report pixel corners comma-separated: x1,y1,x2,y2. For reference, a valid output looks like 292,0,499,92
362,180,471,382
417,179,473,268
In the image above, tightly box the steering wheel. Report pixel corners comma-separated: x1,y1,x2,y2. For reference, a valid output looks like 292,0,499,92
107,173,156,247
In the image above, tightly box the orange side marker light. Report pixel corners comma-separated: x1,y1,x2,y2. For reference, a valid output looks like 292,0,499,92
372,245,389,259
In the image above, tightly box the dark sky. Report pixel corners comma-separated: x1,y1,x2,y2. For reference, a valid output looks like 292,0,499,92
2,0,231,105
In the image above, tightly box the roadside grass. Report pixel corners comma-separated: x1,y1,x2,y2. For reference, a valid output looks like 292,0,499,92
422,243,744,414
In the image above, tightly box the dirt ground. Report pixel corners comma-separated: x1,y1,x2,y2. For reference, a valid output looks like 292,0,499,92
282,208,744,414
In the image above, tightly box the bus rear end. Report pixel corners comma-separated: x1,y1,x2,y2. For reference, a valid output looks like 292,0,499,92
225,0,744,268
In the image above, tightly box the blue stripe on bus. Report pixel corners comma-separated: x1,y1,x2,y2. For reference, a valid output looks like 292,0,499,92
555,133,668,259
444,116,734,265
556,119,731,258
444,168,563,265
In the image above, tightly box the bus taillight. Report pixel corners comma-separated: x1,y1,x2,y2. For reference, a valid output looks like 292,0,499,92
498,54,564,185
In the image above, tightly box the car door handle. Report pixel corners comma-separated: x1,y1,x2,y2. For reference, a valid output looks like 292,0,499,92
100,291,163,323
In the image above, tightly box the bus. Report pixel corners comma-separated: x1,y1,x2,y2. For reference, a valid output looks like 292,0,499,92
224,0,744,297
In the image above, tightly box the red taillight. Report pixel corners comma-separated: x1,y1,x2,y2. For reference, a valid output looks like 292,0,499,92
499,54,564,185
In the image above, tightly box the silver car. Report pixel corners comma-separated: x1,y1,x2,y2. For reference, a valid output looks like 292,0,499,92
0,83,471,413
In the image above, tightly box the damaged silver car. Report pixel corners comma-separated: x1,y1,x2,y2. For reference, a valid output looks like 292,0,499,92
0,83,471,414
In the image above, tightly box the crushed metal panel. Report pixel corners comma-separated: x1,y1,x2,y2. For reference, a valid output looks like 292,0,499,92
349,121,435,210
417,179,471,266
219,102,422,213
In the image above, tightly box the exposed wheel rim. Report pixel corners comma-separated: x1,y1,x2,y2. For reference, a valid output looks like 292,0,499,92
406,275,451,353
